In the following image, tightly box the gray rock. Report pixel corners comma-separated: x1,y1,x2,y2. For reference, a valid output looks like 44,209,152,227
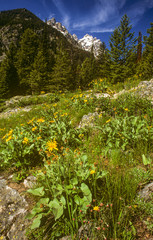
138,182,153,201
0,179,31,239
78,112,99,128
23,176,36,189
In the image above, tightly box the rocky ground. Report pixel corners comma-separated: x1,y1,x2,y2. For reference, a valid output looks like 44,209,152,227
0,79,153,239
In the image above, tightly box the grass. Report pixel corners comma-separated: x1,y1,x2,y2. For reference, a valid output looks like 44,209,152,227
0,79,153,240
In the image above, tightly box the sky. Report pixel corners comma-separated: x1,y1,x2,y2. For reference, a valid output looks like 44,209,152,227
1,0,153,48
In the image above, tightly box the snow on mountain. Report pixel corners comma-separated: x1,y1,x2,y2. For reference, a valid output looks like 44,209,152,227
78,34,102,57
47,18,102,57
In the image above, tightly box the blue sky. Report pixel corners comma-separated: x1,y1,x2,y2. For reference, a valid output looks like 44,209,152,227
1,0,153,47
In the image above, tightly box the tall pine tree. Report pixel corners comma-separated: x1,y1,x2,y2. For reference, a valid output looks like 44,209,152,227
140,23,153,79
109,15,136,83
51,46,73,91
29,49,48,94
16,28,39,94
0,43,19,98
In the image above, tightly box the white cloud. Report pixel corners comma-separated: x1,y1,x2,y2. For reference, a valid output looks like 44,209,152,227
48,13,55,19
52,0,70,28
73,0,126,29
89,27,114,33
126,0,153,26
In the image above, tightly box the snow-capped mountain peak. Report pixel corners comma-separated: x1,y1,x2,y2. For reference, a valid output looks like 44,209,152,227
47,18,102,57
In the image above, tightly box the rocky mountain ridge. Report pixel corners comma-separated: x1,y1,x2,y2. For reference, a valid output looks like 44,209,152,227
47,18,102,57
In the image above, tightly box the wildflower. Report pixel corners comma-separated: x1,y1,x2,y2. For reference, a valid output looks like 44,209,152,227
49,120,55,123
84,99,88,103
27,118,35,124
22,137,29,144
90,170,95,174
37,118,45,123
6,135,13,142
46,140,58,152
100,203,104,207
40,91,45,94
106,119,111,123
124,108,128,111
97,227,100,230
2,134,7,139
93,206,99,211
32,126,37,131
47,160,51,165
37,136,42,140
8,129,13,135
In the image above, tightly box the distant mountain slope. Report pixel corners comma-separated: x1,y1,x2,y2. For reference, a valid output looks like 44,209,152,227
0,8,91,61
47,17,102,57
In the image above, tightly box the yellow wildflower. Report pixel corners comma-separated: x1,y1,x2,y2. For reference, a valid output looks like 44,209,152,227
37,136,42,140
22,137,29,144
93,206,99,211
124,108,128,111
49,120,55,123
32,126,37,131
6,135,13,142
46,140,58,152
84,99,88,103
8,129,13,136
106,119,111,123
2,134,7,139
37,118,45,123
90,170,95,174
27,118,35,124
40,91,45,94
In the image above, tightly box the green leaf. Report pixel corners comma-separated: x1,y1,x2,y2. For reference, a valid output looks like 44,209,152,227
49,198,63,220
81,183,92,202
31,214,43,229
27,187,45,196
60,196,66,206
142,154,152,165
71,178,78,185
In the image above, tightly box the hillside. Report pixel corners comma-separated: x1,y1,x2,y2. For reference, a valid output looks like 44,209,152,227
0,8,93,98
0,8,90,56
0,79,153,239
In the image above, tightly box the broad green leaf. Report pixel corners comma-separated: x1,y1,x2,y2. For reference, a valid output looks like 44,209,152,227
31,214,43,229
81,183,92,202
60,196,66,206
142,154,152,165
71,178,78,185
27,187,44,196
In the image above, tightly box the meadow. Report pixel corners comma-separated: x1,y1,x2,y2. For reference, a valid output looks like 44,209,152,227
0,78,153,240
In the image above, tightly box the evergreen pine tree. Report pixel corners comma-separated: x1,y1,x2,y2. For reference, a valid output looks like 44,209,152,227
0,43,19,98
109,15,136,83
80,55,96,88
137,32,142,63
51,46,73,91
140,23,153,79
29,49,48,94
16,28,39,93
96,42,110,79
